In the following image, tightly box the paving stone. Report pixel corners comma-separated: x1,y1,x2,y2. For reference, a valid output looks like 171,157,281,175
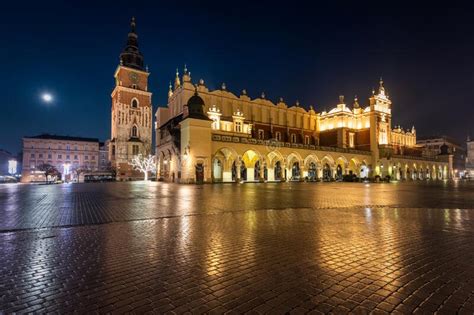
0,181,473,312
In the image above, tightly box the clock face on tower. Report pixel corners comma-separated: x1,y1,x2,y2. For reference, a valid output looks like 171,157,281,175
129,72,139,84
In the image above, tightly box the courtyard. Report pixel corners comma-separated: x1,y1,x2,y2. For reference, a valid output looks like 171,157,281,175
0,181,474,313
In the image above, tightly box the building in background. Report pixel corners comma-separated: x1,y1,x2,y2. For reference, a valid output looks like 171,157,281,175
466,137,474,179
156,73,450,183
0,149,15,175
417,135,466,178
99,140,110,171
109,18,152,180
21,134,99,182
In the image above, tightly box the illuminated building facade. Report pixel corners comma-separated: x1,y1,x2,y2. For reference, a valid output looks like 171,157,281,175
466,137,474,178
109,18,152,180
156,70,450,183
21,134,99,182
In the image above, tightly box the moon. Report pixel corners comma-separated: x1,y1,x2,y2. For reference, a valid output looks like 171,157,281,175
41,93,53,103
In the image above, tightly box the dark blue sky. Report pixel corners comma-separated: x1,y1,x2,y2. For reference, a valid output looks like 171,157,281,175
2,1,474,154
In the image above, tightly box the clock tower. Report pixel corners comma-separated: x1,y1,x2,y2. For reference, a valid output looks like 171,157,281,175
109,17,153,180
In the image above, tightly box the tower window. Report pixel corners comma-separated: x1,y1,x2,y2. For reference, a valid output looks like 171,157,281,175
132,126,138,137
131,99,138,108
132,145,139,156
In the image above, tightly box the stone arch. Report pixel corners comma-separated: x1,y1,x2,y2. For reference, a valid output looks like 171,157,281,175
241,149,264,182
266,150,285,182
321,155,335,181
286,152,303,181
304,154,320,181
213,147,239,182
335,156,348,179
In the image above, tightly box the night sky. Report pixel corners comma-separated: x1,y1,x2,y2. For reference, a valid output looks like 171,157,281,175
2,1,474,154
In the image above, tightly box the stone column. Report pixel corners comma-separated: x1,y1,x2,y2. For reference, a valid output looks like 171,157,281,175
259,161,265,182
236,161,241,183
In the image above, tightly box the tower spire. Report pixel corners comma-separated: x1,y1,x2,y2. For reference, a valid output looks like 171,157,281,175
174,68,181,89
119,17,144,70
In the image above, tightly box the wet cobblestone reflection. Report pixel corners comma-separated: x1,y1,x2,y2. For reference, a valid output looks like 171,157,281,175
0,182,474,313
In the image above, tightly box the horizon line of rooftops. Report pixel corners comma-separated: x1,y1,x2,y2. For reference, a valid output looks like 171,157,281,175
167,65,390,113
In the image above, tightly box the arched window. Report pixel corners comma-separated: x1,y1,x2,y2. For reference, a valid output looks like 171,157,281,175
132,126,138,137
131,99,138,108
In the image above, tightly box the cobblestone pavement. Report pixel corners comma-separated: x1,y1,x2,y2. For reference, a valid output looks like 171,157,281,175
1,182,474,313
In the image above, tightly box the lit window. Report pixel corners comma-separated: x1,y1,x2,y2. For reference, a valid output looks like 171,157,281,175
235,121,242,133
291,134,297,143
349,132,355,148
275,132,281,141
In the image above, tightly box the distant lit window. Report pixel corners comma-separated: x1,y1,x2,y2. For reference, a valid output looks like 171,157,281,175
275,132,281,141
291,134,297,143
349,132,355,148
235,121,242,133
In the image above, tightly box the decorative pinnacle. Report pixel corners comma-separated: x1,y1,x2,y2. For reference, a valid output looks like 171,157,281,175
261,92,265,99
184,64,188,74
339,95,344,104
242,89,247,95
221,82,226,90
130,17,136,33
279,97,284,103
296,100,300,106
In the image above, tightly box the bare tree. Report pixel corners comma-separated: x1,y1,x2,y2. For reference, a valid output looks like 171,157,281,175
37,163,60,183
129,154,156,181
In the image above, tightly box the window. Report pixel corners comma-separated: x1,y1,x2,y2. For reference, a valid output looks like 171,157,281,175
92,155,95,160
30,153,35,158
39,153,43,158
112,145,115,156
258,129,265,140
132,84,137,89
74,155,78,160
275,132,281,141
131,99,138,108
132,145,139,155
291,134,297,143
132,126,138,137
74,145,78,150
235,121,242,133
349,132,355,148
85,155,89,160
66,145,70,150
58,145,62,150
48,154,52,159
66,155,70,160
304,136,310,145
58,154,62,159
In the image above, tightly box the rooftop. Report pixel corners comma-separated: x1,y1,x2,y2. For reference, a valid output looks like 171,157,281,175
24,134,99,143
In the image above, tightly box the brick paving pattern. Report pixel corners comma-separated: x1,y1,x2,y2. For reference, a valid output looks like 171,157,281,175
0,181,474,313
